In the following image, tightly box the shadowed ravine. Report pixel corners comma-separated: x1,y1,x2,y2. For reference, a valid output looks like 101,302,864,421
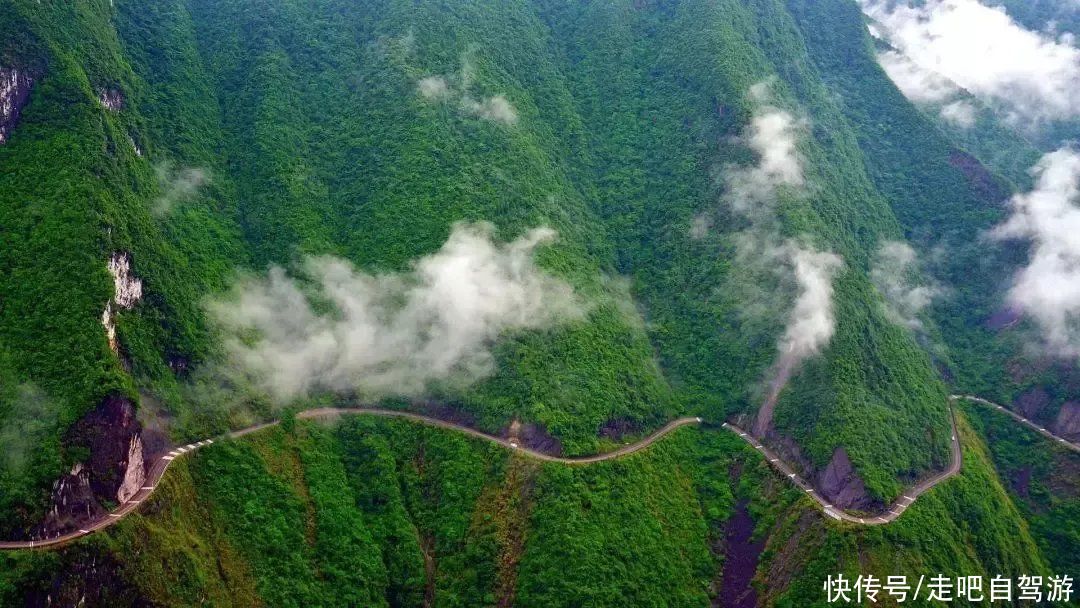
0,396,1075,550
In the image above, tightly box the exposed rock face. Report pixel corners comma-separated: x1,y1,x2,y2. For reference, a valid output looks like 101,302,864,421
102,252,142,354
768,433,815,480
1054,402,1080,442
116,435,146,504
1014,388,1050,419
985,306,1022,331
127,134,143,157
817,447,870,510
37,395,146,538
948,149,1008,203
70,394,146,503
1005,357,1054,385
167,354,190,376
598,416,642,441
108,252,143,308
517,422,563,455
35,463,104,539
102,303,119,354
24,547,144,608
136,391,174,456
716,499,766,608
0,67,33,144
1011,466,1033,498
98,88,124,111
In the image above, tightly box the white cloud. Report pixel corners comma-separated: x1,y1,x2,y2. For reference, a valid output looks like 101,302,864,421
724,104,805,216
716,84,841,364
991,148,1080,355
153,162,210,217
703,83,844,436
208,222,582,401
781,244,844,361
0,384,60,476
689,213,711,239
862,0,1080,123
939,100,977,128
418,62,519,126
753,240,843,437
877,50,958,104
871,241,942,331
417,75,451,100
462,93,518,126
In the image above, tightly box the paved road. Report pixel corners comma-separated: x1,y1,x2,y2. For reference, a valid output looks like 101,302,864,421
723,395,1079,525
723,402,961,525
3,394,1076,550
295,409,702,464
0,409,701,550
953,395,1080,454
0,438,218,551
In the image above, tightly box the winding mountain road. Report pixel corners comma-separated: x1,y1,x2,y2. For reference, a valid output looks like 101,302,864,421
295,408,704,464
723,395,1078,525
724,403,961,525
1,395,1076,550
0,409,701,551
954,395,1080,454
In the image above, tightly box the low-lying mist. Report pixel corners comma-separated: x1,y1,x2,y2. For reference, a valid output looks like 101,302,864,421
206,222,583,403
692,81,844,436
992,148,1080,355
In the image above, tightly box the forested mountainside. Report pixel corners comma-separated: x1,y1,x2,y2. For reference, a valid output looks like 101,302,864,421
0,0,1076,605
0,415,1057,607
826,0,1080,437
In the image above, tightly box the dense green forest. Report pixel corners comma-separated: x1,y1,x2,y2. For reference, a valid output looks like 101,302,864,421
0,0,1076,604
963,399,1080,580
787,0,1080,429
0,0,957,524
0,416,1053,607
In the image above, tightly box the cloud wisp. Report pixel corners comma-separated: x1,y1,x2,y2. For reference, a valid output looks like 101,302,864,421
939,100,977,128
207,222,582,402
696,82,843,437
862,0,1080,126
153,162,210,217
417,75,452,100
693,85,806,236
781,246,845,362
461,94,518,125
871,240,942,332
417,62,519,126
725,85,806,217
726,88,841,378
752,242,844,437
990,148,1080,355
876,49,959,105
0,384,61,478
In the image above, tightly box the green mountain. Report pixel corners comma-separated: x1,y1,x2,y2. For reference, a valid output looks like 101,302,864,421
0,0,1075,605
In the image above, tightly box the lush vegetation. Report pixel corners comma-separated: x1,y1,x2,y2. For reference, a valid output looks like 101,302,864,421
785,0,1080,429
0,0,1076,604
533,0,952,502
963,399,1080,579
0,415,1054,607
0,0,962,528
761,413,1050,607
